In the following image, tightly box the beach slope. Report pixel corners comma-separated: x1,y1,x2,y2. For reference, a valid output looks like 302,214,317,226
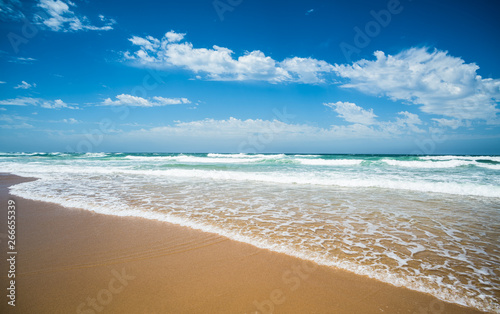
0,174,482,313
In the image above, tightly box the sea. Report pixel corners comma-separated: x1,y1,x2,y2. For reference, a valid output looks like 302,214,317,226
1,152,499,312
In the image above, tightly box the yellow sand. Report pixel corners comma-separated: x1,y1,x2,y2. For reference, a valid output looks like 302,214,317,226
0,174,483,313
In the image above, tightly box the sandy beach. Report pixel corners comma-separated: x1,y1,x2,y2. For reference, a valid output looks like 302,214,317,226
0,174,484,313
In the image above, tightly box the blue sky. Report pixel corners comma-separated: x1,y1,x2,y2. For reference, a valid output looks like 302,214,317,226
0,0,499,154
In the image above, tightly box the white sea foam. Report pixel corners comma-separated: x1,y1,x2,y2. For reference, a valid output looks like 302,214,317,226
149,169,500,197
82,152,108,158
295,158,363,166
293,154,321,157
126,154,362,166
206,153,286,159
206,153,248,158
475,163,500,170
2,161,499,198
124,154,289,164
8,176,500,313
385,158,500,170
382,159,473,168
419,155,500,162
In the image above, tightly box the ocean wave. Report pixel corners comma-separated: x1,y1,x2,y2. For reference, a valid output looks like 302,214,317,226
82,152,109,158
419,155,500,162
296,158,363,166
384,159,500,170
125,155,265,164
151,169,500,197
4,162,498,198
292,154,322,157
382,159,473,168
475,163,500,170
206,153,287,159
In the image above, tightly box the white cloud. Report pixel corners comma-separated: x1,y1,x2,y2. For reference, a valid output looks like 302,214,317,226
0,97,78,109
40,99,77,109
121,103,424,145
16,57,36,63
280,57,334,83
0,123,33,129
325,101,424,134
14,81,36,89
36,0,115,32
0,114,18,122
128,108,426,146
101,94,191,107
123,35,500,121
0,0,24,21
390,111,424,133
432,118,466,130
324,101,377,125
165,30,185,43
124,31,333,83
334,47,500,121
0,97,39,106
10,57,37,64
129,36,159,51
0,107,6,111
96,113,454,153
62,118,78,124
0,81,5,84
130,117,323,141
0,114,33,129
122,39,500,123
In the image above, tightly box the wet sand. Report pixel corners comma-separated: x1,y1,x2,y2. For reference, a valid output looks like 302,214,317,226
0,174,483,313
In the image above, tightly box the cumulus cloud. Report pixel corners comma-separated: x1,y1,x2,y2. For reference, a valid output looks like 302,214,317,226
280,57,334,83
122,38,500,123
35,0,116,32
164,31,185,43
324,101,377,125
40,99,77,109
123,31,333,83
124,36,500,122
0,97,78,109
324,101,424,134
333,47,500,122
14,81,36,89
389,111,424,133
101,94,191,107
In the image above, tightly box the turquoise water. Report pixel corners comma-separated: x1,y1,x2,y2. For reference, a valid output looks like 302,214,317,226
1,152,499,312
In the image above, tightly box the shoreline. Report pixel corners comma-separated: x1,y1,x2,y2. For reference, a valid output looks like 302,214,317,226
0,173,484,313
